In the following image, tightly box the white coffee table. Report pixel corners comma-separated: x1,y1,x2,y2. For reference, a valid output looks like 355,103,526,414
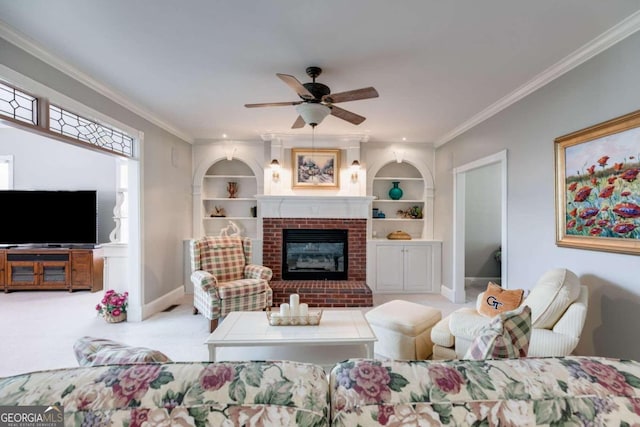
205,310,377,371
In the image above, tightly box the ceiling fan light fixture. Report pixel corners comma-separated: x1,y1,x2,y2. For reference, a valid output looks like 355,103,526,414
295,103,330,127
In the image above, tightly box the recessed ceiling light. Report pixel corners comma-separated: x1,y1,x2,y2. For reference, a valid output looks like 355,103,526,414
222,133,228,138
402,137,407,141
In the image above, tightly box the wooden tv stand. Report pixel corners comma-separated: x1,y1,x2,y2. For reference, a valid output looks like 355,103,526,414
0,247,103,293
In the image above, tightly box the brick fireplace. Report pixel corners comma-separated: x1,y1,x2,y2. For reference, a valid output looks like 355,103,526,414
258,195,374,308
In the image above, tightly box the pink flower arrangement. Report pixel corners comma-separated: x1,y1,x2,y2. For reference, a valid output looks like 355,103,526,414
96,289,128,318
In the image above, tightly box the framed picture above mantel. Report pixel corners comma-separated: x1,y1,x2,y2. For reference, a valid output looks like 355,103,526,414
292,148,340,189
555,109,640,255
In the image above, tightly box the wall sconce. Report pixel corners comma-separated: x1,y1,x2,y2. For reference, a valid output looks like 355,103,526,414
393,150,404,163
350,160,361,182
270,159,281,181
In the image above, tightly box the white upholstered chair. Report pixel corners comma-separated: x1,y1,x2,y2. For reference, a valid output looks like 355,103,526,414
432,268,589,359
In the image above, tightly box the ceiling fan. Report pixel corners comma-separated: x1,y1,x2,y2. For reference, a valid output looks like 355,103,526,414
244,66,379,128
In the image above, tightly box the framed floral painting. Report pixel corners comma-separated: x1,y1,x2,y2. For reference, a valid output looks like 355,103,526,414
292,148,340,189
555,109,640,255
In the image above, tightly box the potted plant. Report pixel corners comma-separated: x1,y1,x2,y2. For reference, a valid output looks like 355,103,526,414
96,290,129,323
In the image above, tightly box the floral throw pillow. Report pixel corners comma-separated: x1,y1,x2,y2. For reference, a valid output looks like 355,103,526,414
464,305,532,360
478,282,524,317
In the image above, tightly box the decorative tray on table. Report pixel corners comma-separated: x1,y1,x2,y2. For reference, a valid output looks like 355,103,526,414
266,308,323,326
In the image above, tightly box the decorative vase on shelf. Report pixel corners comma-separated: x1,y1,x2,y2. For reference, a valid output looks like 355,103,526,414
388,181,403,200
227,181,238,198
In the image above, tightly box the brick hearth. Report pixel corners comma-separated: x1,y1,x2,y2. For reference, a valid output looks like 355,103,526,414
263,218,373,307
270,280,372,308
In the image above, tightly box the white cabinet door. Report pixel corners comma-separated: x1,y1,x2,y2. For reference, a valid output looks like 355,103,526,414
371,240,441,293
404,244,432,292
375,244,404,291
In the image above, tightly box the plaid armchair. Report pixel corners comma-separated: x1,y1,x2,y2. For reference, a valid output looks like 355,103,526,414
190,236,273,332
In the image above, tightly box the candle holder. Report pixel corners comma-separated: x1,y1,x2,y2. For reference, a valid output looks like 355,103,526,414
266,307,323,326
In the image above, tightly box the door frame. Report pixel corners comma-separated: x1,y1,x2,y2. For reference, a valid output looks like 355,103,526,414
451,150,507,303
0,64,143,319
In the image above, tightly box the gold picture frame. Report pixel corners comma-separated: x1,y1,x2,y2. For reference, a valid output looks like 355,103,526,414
292,148,340,189
555,109,640,255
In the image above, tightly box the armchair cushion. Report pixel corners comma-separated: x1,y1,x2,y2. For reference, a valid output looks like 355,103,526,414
201,236,246,282
523,268,580,329
464,305,532,360
449,307,492,339
477,282,524,317
216,278,270,299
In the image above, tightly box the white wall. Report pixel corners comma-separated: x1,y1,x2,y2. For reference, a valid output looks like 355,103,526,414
464,163,501,278
0,127,116,243
1,37,193,307
436,31,640,359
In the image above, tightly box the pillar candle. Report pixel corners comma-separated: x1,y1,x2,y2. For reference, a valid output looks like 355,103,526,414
279,303,290,317
299,303,308,318
289,294,299,316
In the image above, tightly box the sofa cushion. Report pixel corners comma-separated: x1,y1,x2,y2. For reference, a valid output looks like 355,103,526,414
0,360,329,426
477,282,524,317
73,336,172,367
329,357,640,426
464,305,532,360
523,268,580,329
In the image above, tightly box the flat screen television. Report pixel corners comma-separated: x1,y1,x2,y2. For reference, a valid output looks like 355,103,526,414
0,190,97,247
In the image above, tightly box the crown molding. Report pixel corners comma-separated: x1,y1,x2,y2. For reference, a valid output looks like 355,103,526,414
260,132,369,143
435,10,640,148
0,20,194,144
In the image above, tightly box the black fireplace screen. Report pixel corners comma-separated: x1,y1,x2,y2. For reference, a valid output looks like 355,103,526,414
282,229,348,280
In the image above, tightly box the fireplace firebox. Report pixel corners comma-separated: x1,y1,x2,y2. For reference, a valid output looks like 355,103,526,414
282,229,348,280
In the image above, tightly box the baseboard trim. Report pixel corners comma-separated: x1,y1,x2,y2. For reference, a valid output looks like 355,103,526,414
440,285,455,302
142,286,185,320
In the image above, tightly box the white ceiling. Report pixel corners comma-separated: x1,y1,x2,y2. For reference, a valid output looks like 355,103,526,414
1,1,639,145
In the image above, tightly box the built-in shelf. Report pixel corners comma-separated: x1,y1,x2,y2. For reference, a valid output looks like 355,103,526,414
201,160,258,238
205,217,256,220
373,177,423,181
372,218,424,221
203,197,256,201
204,175,255,179
373,199,423,203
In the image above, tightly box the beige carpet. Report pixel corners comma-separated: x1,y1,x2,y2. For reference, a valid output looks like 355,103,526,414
0,288,477,378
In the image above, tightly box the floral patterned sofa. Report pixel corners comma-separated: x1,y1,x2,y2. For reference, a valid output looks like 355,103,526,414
0,360,329,427
330,356,640,426
3,356,640,426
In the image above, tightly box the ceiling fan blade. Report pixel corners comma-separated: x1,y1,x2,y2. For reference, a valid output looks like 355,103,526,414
291,115,306,129
330,105,366,125
245,101,302,108
323,87,379,104
277,73,314,100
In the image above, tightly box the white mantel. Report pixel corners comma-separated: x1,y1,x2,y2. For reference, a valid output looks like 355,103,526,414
256,195,375,219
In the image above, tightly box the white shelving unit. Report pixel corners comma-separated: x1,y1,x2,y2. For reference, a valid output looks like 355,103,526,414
201,160,257,238
367,161,440,293
371,164,426,240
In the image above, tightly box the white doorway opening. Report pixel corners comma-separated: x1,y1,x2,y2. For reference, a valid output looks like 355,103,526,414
452,150,507,303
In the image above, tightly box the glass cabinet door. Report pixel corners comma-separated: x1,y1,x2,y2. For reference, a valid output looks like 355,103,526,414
8,261,37,285
41,261,69,285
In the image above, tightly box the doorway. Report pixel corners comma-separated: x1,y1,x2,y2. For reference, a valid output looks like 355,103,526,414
452,150,507,304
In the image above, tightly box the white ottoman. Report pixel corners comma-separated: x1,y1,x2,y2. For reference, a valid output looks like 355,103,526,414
365,300,442,360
